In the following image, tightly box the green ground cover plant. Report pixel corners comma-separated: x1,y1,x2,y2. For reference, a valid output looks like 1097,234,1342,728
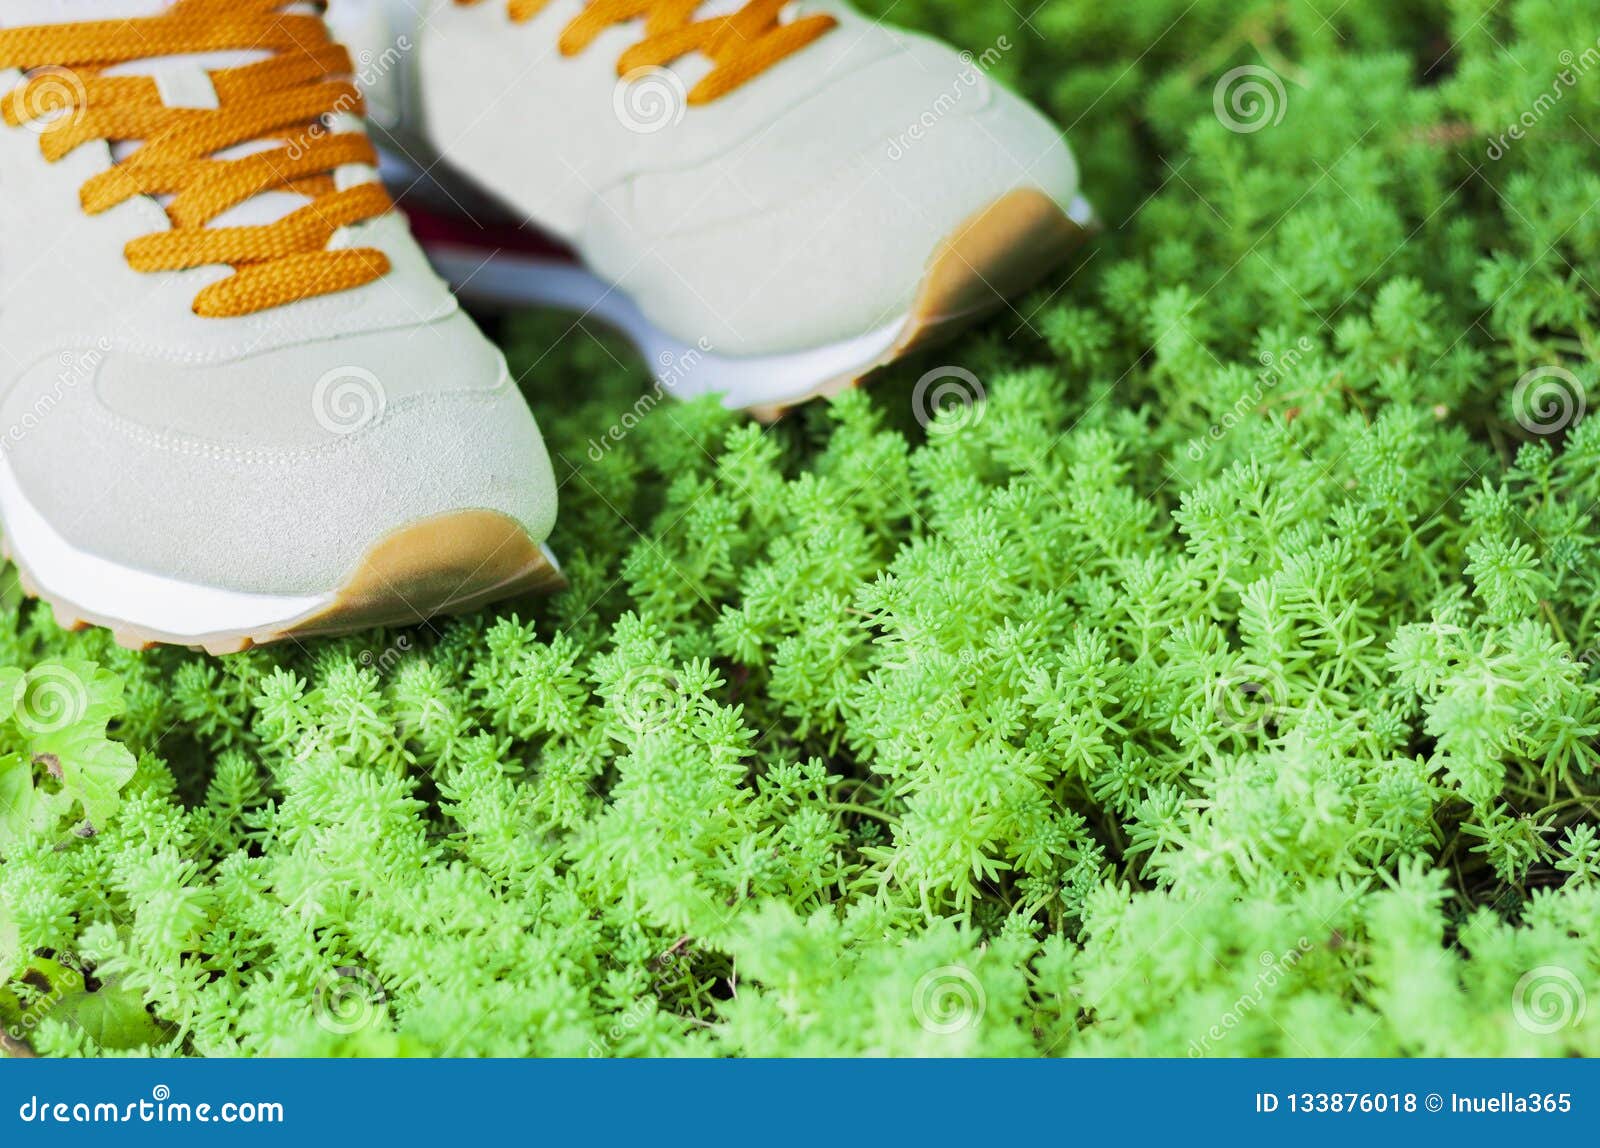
3,0,1599,1057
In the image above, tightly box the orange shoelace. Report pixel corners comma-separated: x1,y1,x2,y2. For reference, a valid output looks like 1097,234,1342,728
458,0,837,104
0,0,392,318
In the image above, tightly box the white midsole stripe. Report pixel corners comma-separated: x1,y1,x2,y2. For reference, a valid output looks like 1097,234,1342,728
429,245,911,410
0,452,330,638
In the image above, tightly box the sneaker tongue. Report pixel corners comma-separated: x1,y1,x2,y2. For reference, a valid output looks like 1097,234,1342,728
5,1,341,229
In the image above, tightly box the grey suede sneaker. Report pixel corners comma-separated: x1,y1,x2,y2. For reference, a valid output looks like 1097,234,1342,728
332,0,1093,419
0,0,561,653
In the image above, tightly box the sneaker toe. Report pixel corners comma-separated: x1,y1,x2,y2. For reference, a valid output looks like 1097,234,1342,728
0,314,558,642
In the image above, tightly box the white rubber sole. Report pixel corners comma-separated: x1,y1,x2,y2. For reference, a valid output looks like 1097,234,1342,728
0,452,329,642
0,451,565,653
426,244,913,411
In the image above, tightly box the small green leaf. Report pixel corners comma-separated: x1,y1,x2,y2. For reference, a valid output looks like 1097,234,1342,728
0,667,22,725
0,752,62,855
35,731,136,835
53,981,173,1051
0,662,135,853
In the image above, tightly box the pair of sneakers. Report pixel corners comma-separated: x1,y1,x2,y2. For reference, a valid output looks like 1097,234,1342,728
0,0,1089,653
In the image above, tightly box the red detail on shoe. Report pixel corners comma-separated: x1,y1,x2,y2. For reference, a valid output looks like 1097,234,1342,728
400,203,578,264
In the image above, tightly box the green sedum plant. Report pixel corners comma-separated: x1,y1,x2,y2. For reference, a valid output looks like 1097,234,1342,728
2,0,1599,1057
